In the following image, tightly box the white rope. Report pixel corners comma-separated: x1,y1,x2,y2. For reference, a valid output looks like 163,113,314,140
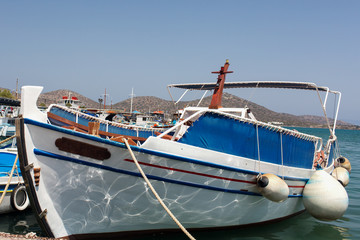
0,155,18,206
280,132,284,179
256,124,261,175
123,139,196,240
315,87,333,136
244,82,260,108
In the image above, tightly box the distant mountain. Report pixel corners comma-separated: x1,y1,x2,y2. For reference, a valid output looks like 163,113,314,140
35,89,359,130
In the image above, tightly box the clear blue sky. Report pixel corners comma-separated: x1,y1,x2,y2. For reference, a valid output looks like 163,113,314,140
1,1,359,124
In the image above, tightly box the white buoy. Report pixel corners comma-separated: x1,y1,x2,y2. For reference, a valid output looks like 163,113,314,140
256,173,289,202
303,170,348,221
335,156,351,173
332,167,350,187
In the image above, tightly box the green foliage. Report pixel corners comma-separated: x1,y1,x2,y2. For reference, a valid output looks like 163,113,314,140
0,89,14,99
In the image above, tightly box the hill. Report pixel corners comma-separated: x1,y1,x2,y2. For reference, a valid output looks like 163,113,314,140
36,89,359,130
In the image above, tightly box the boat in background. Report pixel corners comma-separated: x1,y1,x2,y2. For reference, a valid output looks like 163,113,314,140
0,98,20,137
0,136,30,214
46,104,171,145
16,60,349,239
57,92,81,109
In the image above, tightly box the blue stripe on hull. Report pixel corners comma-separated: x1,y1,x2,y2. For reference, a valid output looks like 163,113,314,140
33,148,302,198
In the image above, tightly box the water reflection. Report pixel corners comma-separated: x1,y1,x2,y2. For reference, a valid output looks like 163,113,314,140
0,128,358,239
0,203,354,239
129,212,351,240
0,209,43,236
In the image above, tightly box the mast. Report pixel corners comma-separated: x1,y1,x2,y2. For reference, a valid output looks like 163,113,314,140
16,78,19,100
130,88,135,113
104,88,106,110
209,59,233,109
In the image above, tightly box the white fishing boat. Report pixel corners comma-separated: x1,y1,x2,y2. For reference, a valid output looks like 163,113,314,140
57,92,81,109
16,61,350,239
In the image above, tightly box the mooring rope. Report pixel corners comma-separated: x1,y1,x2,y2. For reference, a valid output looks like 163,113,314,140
315,86,333,135
0,135,16,146
122,138,196,240
280,132,284,179
0,155,18,206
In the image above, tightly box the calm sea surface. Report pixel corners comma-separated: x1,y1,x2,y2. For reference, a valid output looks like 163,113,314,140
0,128,359,239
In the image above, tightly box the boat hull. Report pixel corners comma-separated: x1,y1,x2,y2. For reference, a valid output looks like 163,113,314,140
18,118,310,239
0,149,28,214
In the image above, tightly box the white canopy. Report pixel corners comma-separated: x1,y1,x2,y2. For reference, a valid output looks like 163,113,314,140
168,81,334,93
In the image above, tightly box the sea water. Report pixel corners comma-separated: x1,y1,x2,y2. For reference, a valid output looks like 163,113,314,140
0,128,359,239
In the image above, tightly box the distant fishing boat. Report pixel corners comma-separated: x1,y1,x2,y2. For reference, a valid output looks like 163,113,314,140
57,92,81,109
46,104,170,144
16,60,350,239
0,98,20,137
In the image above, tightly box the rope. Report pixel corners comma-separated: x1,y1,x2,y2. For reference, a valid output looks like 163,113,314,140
280,132,284,179
0,155,18,206
244,82,260,109
0,135,16,145
122,138,196,240
315,87,333,136
256,124,262,175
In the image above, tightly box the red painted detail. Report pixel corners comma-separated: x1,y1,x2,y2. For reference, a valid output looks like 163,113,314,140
124,158,255,184
62,96,68,99
288,185,304,188
71,96,78,100
209,60,233,109
123,159,304,188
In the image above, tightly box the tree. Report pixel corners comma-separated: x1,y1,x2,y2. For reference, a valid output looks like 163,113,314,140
0,89,14,99
98,98,103,109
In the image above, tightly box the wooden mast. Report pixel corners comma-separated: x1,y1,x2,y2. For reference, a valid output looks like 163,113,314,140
209,60,233,109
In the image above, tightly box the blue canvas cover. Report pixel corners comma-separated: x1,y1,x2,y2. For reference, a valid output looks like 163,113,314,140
0,152,19,177
178,113,315,169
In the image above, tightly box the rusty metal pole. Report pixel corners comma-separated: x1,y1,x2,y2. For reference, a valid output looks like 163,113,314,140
209,60,233,109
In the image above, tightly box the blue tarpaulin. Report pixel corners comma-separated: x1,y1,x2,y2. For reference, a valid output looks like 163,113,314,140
178,113,315,169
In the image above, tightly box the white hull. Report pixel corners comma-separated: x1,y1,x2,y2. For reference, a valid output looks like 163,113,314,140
18,118,321,238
